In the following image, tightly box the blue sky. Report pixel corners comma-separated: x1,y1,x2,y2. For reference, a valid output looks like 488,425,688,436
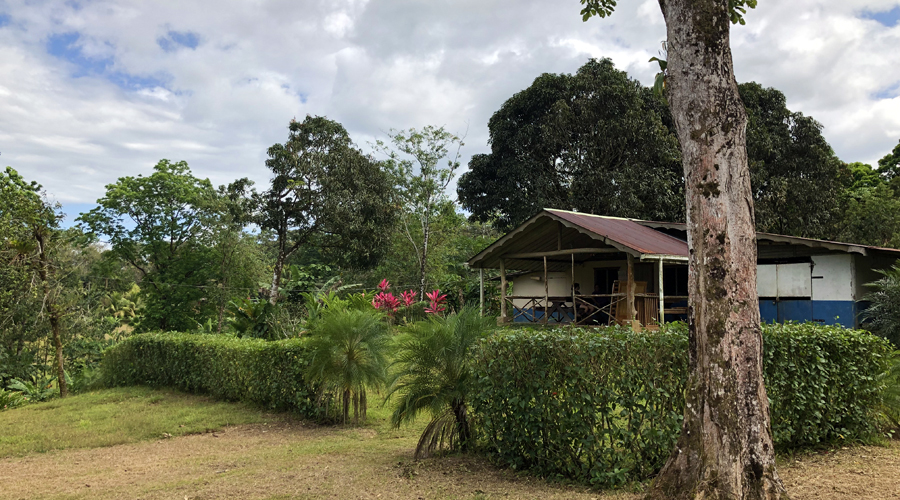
1,0,899,229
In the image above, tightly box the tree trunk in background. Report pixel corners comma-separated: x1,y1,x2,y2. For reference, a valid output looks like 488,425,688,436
35,231,67,398
646,0,787,498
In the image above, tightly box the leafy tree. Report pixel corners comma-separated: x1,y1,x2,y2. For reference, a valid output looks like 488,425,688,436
582,0,787,497
306,308,390,424
878,139,900,196
387,307,494,459
740,82,845,238
834,185,900,248
865,263,900,347
0,167,67,397
78,160,222,331
375,126,465,298
458,58,683,232
260,116,396,303
845,162,884,190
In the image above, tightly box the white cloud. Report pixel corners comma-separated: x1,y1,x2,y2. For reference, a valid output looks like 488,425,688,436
0,0,898,210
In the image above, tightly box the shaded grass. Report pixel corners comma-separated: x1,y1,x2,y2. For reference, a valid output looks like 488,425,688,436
0,386,267,457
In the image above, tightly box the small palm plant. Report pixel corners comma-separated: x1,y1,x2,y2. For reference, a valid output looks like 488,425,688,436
306,308,390,425
387,307,495,459
865,264,900,347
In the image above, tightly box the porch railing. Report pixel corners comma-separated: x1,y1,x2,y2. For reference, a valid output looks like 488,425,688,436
503,294,689,326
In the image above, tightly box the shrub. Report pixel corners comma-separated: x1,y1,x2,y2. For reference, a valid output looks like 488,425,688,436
306,308,390,424
471,322,891,488
388,307,495,459
864,263,900,346
100,332,319,417
764,322,891,446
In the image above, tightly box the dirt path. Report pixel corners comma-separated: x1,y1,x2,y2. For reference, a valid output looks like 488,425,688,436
1,420,899,499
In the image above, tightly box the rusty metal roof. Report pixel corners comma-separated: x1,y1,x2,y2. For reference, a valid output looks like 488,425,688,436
467,209,689,270
546,210,689,257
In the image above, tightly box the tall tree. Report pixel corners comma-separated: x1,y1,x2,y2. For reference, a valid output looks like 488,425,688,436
260,116,395,303
582,0,787,498
458,59,683,232
0,168,67,397
740,82,845,238
878,139,900,196
78,160,222,331
376,126,464,298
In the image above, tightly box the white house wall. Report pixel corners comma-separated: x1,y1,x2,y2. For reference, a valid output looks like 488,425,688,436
810,254,853,301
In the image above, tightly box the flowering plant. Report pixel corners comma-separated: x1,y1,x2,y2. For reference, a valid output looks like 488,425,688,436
424,289,447,315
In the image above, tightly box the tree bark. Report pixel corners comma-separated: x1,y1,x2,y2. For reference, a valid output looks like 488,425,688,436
646,0,787,498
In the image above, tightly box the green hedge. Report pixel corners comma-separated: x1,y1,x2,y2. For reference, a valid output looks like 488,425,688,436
471,323,891,488
101,332,319,417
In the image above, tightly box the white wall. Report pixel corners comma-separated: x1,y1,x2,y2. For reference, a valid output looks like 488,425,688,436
757,263,812,298
511,272,572,307
811,254,854,301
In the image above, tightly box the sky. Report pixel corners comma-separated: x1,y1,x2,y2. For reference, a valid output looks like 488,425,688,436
1,0,899,225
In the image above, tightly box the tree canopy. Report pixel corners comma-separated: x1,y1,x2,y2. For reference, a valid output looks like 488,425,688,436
458,58,684,232
259,115,396,302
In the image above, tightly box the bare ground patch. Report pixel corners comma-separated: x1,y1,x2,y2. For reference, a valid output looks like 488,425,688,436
2,419,900,499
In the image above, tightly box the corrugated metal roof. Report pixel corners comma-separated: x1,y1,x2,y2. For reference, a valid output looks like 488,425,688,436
546,210,689,257
634,220,900,257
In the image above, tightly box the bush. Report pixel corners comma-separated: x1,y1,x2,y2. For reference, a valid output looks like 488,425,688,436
471,322,891,488
864,263,900,346
100,332,319,417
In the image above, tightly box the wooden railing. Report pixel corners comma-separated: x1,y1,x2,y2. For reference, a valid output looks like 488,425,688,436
503,294,688,326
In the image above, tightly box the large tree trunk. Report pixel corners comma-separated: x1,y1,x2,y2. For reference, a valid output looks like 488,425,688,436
646,1,787,498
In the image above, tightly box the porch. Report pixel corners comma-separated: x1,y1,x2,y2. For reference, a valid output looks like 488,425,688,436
469,209,691,330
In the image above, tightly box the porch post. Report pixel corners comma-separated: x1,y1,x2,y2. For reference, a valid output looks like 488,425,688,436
572,253,577,324
543,255,549,325
479,268,485,317
657,259,665,325
499,259,507,323
626,253,636,326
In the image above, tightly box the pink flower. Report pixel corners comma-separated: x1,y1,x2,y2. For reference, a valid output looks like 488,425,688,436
378,279,391,292
400,290,417,307
372,291,401,313
424,289,447,315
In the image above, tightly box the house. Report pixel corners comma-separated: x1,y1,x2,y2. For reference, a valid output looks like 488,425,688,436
467,209,900,329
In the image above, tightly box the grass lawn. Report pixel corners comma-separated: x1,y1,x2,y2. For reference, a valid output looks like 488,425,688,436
0,386,266,457
2,387,900,499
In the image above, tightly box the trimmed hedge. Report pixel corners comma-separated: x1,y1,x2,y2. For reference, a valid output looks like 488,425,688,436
101,332,319,418
471,323,891,487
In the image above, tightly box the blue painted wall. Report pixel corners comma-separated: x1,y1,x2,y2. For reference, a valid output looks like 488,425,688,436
758,299,858,327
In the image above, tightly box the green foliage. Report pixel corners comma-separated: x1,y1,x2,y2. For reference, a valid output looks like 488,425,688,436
457,58,683,232
471,323,890,487
834,185,900,248
579,0,757,25
388,307,495,459
100,332,320,417
306,308,390,424
260,115,396,301
7,377,57,402
864,263,900,346
764,322,891,446
0,387,26,410
227,297,277,340
77,160,223,331
375,125,464,298
740,82,846,239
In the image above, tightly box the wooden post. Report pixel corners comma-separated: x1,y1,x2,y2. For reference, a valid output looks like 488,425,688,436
543,256,549,324
479,268,485,317
572,253,577,324
626,253,636,328
658,259,665,325
499,260,507,323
